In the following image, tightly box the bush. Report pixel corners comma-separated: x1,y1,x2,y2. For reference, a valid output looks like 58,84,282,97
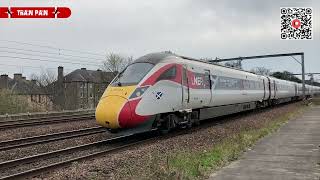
0,90,39,115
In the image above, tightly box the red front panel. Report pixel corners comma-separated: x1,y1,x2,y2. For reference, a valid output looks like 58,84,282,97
118,99,149,128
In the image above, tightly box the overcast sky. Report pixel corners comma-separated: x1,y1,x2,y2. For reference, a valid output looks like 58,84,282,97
0,0,319,80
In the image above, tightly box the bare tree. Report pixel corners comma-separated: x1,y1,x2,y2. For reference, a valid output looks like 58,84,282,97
30,69,57,102
102,53,133,73
250,67,271,76
200,57,222,65
30,69,57,87
224,60,243,69
127,55,134,65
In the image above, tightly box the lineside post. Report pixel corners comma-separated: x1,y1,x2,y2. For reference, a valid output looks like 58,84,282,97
301,53,306,100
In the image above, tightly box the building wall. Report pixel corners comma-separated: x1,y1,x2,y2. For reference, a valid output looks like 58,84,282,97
15,94,53,111
63,81,108,110
64,82,79,110
29,94,53,111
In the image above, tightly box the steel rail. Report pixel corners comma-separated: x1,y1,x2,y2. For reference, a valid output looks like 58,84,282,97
0,127,105,151
0,115,95,130
0,113,94,124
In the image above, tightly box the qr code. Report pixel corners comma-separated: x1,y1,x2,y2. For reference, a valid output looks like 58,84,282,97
280,7,312,40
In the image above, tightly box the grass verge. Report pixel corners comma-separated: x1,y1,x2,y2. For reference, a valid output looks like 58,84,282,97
0,89,45,115
167,104,307,179
312,96,320,105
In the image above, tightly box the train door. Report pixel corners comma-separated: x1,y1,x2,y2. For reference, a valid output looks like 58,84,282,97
273,80,277,98
267,77,272,99
185,66,212,108
263,79,266,100
204,70,212,105
182,64,190,109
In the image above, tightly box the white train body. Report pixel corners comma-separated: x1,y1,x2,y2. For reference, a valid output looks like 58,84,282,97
95,52,320,132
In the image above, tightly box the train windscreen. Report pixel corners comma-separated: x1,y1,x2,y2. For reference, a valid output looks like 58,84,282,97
111,63,154,86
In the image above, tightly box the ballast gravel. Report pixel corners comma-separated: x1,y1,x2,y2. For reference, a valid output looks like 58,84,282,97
0,132,112,162
0,119,98,142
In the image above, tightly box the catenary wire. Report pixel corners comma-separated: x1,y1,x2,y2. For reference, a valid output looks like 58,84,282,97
0,55,101,67
0,49,103,65
0,39,105,57
0,46,105,61
0,63,73,71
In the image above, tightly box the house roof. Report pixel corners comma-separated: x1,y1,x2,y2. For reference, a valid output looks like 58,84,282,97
63,69,115,83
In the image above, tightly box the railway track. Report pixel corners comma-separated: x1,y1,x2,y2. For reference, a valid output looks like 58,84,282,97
0,104,287,180
0,132,157,180
0,102,302,180
0,127,106,151
0,113,95,130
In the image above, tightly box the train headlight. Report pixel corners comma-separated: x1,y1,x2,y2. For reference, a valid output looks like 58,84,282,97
130,86,150,99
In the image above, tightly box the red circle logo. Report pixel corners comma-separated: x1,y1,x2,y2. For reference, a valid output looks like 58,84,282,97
291,19,301,29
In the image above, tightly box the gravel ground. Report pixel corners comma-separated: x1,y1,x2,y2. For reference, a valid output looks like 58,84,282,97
36,102,304,180
0,132,113,162
0,119,98,142
0,134,117,177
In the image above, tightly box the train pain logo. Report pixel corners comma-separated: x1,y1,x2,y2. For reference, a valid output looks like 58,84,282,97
0,7,71,18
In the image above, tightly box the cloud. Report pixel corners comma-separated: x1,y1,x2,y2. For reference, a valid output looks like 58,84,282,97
0,0,319,79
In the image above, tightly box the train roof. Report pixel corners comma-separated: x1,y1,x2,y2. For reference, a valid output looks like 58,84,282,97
134,52,257,75
134,52,174,64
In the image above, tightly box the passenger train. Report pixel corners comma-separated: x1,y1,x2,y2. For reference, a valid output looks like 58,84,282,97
95,52,320,133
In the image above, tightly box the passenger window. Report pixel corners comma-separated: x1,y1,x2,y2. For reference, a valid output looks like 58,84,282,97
244,80,249,90
157,66,176,82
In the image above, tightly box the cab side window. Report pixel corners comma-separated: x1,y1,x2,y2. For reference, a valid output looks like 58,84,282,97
157,66,176,82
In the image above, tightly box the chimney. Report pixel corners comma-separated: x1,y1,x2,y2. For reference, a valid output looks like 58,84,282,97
81,68,86,70
57,66,65,110
58,66,64,82
0,74,8,89
14,73,22,80
31,79,37,85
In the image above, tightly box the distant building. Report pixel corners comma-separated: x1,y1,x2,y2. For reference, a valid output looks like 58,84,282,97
0,67,115,111
54,67,115,110
0,73,53,110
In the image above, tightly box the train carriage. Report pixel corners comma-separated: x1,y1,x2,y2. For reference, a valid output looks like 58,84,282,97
95,52,319,133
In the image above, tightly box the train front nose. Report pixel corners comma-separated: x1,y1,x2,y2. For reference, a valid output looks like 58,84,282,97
95,96,132,129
